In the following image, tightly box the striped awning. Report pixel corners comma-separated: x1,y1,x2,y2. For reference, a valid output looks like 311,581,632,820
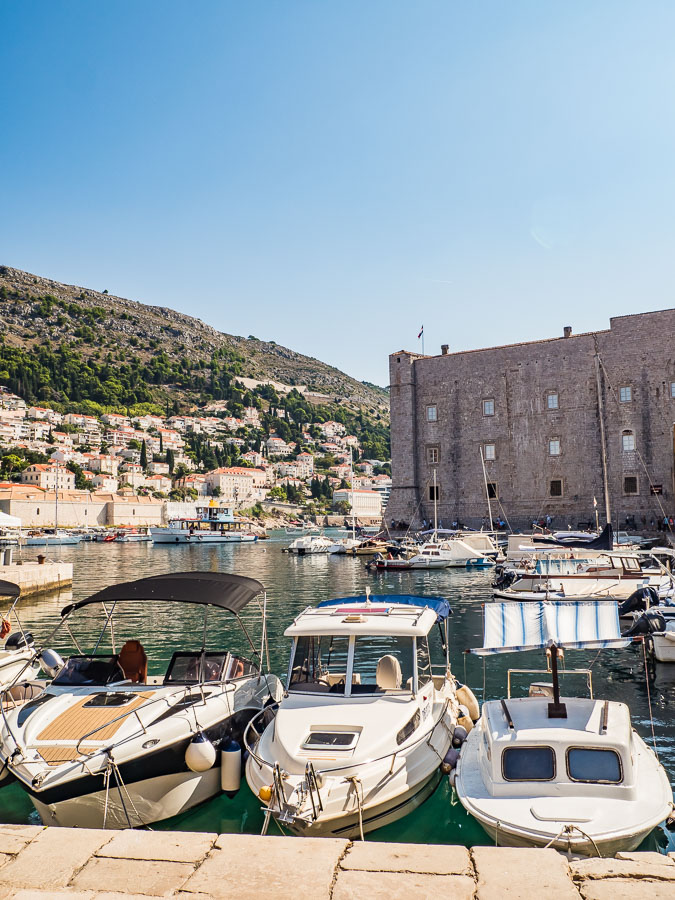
470,600,629,655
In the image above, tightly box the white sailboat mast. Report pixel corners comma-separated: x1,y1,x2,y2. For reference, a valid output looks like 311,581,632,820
480,446,493,531
433,468,438,538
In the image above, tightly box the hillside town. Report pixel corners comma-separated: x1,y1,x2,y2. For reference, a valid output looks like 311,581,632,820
0,386,390,527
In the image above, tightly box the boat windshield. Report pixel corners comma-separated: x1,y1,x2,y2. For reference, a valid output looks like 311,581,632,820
351,636,414,693
289,635,351,694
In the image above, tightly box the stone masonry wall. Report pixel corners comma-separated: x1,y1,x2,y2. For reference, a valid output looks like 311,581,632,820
386,309,675,530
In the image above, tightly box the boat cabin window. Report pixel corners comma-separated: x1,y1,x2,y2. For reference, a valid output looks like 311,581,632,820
566,748,622,784
351,636,414,694
502,746,556,781
52,655,125,687
621,557,640,572
302,731,359,750
416,636,432,687
289,635,351,694
164,652,229,685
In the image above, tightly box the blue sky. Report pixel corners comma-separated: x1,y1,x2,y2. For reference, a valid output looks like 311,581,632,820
2,2,674,386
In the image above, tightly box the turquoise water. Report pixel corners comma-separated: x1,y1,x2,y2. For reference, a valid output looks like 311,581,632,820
1,533,673,851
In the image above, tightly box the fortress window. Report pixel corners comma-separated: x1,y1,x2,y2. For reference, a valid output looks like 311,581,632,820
547,392,559,410
426,405,437,422
484,443,495,461
549,439,560,456
550,479,563,497
623,476,638,495
622,431,635,452
483,398,495,416
487,482,498,499
427,447,439,464
619,386,632,403
671,382,675,398
429,484,440,501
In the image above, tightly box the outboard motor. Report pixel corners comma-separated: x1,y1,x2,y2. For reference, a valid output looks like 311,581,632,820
619,586,660,617
492,567,516,591
622,610,667,637
4,631,34,651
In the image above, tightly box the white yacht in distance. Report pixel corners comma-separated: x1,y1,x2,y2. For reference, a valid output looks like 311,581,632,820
454,600,673,855
151,505,257,544
285,534,335,555
245,593,478,838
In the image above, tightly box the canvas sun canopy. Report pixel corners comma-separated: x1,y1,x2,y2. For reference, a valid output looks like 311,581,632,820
469,600,629,655
318,594,451,621
61,571,265,617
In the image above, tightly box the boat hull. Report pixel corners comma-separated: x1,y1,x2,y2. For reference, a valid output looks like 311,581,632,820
652,631,675,663
151,531,257,544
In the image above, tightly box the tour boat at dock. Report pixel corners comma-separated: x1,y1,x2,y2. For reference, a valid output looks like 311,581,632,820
151,506,257,544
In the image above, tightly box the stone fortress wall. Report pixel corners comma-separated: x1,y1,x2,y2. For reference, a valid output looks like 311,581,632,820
385,309,675,531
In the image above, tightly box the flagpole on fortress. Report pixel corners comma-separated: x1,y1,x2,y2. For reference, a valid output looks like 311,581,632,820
418,325,424,355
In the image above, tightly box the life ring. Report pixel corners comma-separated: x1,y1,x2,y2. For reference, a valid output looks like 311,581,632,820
0,618,11,640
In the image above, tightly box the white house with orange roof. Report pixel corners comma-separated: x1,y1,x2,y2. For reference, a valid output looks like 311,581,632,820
319,420,346,438
266,436,293,457
21,464,76,491
204,467,267,502
296,452,314,477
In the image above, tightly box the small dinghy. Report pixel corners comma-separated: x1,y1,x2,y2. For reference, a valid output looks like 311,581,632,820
0,572,283,828
245,591,479,838
454,600,673,856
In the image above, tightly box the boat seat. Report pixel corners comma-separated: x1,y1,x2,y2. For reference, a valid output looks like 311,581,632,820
376,654,402,691
118,640,148,684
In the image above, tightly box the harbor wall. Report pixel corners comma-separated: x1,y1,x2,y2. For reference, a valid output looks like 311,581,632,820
0,561,72,596
0,825,672,898
386,308,675,530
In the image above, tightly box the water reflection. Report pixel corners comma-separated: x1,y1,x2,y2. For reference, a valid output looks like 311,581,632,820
2,535,673,850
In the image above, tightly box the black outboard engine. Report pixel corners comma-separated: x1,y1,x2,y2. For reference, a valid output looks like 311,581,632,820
4,631,34,651
622,610,667,637
618,585,660,617
492,566,516,591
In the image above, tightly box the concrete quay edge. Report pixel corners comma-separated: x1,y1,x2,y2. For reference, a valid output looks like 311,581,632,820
1,826,674,899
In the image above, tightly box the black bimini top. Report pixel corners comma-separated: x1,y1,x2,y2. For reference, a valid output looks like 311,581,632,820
0,580,21,600
61,572,265,618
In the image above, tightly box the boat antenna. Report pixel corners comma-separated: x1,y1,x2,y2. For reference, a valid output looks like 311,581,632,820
547,643,567,719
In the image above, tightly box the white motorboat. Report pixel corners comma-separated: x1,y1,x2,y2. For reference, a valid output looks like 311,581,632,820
454,600,674,855
285,534,335,555
0,581,42,692
0,572,283,828
151,506,257,544
22,530,82,546
494,551,674,602
245,592,478,838
114,528,152,543
652,622,675,662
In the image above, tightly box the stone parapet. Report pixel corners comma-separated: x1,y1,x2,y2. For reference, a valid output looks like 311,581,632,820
0,561,72,597
0,825,673,898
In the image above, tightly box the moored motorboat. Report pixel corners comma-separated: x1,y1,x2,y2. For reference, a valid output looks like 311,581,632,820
245,592,478,838
285,534,335,555
454,600,674,855
151,505,257,544
0,572,283,828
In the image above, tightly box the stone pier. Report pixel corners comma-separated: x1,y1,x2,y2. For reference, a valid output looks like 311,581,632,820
0,825,674,899
0,562,72,598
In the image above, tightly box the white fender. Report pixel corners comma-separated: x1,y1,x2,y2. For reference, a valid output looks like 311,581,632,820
185,733,216,773
221,740,242,796
456,684,480,721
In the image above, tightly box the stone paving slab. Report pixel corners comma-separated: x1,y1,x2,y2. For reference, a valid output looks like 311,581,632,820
570,857,675,881
340,840,471,874
183,833,348,900
579,879,675,900
0,827,112,893
96,830,217,864
333,870,476,900
472,846,581,900
70,858,194,896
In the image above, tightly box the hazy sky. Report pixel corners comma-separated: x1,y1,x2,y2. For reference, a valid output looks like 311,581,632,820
2,2,674,387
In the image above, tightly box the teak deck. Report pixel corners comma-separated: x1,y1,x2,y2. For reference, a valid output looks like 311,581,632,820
35,692,153,765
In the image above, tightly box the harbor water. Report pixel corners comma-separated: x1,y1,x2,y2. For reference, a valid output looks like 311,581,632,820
2,533,674,852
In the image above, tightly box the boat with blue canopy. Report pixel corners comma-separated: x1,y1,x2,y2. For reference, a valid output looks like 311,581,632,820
453,600,673,855
245,589,479,838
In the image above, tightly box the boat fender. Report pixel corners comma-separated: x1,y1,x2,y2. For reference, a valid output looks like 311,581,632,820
451,725,468,748
456,684,480,722
440,747,460,774
259,784,273,803
39,648,65,678
457,714,474,734
185,732,217,773
448,768,457,788
220,739,242,797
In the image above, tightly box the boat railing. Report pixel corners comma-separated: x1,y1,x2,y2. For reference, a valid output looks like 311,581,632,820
506,667,593,699
243,696,452,777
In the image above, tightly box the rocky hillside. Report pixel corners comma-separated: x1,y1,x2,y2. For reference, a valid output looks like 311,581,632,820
0,266,388,416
